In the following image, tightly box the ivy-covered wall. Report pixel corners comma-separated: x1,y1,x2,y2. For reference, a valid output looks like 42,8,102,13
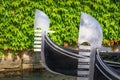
0,0,120,52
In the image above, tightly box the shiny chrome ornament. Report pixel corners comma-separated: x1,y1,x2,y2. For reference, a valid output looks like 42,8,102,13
78,12,103,48
34,9,50,32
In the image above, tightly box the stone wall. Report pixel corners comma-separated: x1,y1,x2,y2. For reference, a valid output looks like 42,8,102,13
0,51,44,74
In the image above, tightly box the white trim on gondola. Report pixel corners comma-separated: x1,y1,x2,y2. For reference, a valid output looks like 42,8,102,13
79,52,91,57
34,45,41,48
34,33,42,37
78,58,90,62
34,37,42,40
34,41,42,44
45,34,87,59
34,49,41,52
96,49,120,79
96,64,112,80
78,64,90,69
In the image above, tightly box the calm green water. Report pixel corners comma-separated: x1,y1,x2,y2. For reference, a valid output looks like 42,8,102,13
0,70,76,80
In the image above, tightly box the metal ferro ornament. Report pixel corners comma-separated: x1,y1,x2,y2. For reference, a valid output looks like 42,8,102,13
78,12,103,48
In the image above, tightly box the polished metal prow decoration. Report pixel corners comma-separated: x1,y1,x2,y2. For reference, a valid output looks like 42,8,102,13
77,12,103,80
33,9,56,74
34,9,50,31
33,9,54,52
78,12,103,48
33,9,50,52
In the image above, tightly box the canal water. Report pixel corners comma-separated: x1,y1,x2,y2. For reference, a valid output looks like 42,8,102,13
0,69,76,80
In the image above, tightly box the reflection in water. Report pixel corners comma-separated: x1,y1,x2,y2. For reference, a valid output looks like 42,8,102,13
0,69,76,80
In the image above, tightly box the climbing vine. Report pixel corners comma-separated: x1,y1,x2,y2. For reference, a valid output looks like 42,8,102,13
0,0,120,54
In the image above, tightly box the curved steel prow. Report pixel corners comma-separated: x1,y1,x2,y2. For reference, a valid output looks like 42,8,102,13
77,12,103,80
34,9,54,33
33,9,56,74
78,12,103,48
34,9,50,32
77,12,111,80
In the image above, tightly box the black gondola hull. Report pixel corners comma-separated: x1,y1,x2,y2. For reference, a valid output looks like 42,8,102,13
42,35,120,79
44,38,78,76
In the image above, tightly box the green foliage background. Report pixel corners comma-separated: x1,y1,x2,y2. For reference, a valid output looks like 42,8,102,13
0,0,120,53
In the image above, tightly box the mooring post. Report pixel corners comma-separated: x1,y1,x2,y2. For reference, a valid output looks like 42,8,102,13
20,58,23,80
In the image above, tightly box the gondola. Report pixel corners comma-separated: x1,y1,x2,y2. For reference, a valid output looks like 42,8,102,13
94,49,120,80
34,9,120,79
41,33,120,77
